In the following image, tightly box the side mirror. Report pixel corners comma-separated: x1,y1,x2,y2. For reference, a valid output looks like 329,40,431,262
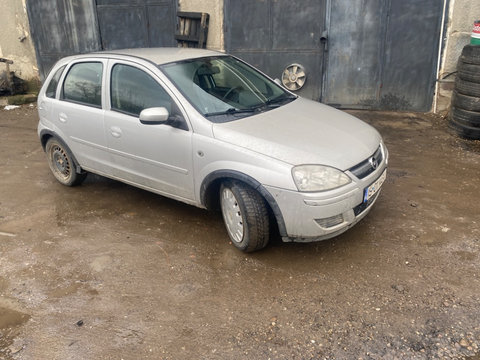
273,78,282,86
139,107,169,125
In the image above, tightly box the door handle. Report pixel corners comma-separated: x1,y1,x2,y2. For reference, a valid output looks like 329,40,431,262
320,30,328,51
110,126,122,138
59,112,68,123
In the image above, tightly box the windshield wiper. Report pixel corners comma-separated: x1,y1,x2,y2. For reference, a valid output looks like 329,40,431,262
251,94,297,111
265,94,296,106
204,108,256,117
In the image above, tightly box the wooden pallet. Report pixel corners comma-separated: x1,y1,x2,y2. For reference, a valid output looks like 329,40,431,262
176,12,209,48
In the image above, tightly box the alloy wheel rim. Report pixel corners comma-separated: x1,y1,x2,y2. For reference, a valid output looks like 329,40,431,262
221,188,244,243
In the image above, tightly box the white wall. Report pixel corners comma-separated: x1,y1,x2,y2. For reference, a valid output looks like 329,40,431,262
0,0,38,81
436,0,480,113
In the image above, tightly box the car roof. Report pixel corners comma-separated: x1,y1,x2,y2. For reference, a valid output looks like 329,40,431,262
94,47,225,65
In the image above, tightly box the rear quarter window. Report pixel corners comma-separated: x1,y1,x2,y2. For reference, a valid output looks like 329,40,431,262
45,65,66,98
62,62,103,107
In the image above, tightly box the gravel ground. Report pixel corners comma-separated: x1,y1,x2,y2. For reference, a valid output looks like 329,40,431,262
0,105,479,359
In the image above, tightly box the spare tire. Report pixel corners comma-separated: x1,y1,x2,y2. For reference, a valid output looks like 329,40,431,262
457,61,480,83
461,45,480,65
455,77,480,97
451,107,480,128
452,90,480,112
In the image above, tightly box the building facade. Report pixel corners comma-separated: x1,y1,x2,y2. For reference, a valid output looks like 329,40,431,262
1,0,478,113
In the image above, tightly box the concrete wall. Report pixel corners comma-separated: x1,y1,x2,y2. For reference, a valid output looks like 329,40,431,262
436,0,480,113
178,0,224,51
0,0,38,81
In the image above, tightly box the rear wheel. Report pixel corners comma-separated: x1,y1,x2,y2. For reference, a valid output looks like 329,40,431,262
220,180,270,252
45,138,87,186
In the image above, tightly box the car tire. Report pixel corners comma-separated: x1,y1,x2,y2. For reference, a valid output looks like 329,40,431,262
449,107,480,140
452,90,480,112
457,61,480,83
449,118,480,140
451,107,480,128
45,137,87,186
455,77,480,98
460,44,480,65
220,180,269,252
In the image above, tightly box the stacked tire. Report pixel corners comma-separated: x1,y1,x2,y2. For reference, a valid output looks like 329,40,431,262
450,45,480,140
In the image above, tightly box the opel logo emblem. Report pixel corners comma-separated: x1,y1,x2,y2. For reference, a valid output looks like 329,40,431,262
369,156,378,170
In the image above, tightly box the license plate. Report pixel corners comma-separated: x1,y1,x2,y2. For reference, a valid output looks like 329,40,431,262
363,169,387,203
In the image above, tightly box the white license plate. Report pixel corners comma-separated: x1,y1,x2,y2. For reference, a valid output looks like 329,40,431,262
363,169,387,203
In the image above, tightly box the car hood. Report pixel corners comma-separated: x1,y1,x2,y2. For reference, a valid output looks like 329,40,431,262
212,98,382,170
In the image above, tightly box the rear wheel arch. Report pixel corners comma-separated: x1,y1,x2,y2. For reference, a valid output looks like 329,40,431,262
40,130,55,150
45,137,87,186
200,170,288,237
40,131,84,175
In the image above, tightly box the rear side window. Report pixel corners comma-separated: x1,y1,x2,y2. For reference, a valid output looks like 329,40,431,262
110,64,173,116
45,65,66,98
63,62,103,107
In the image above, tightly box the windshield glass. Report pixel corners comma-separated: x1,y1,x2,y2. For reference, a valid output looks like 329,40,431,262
160,56,296,122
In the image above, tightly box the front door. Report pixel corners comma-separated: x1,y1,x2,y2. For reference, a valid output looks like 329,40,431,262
104,61,194,201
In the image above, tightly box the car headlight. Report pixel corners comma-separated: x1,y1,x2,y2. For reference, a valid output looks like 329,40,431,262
292,165,352,192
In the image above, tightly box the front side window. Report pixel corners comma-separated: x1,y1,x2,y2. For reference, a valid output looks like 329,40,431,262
110,64,174,117
46,65,66,98
63,62,103,107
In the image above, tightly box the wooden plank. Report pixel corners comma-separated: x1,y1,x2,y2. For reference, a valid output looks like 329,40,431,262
175,11,209,48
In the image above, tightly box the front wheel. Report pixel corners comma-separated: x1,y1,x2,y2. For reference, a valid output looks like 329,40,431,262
45,138,87,186
220,181,270,252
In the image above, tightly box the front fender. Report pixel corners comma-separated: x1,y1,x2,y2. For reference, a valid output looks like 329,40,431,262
199,169,288,237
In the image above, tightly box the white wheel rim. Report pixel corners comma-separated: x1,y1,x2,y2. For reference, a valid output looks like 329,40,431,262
221,188,244,243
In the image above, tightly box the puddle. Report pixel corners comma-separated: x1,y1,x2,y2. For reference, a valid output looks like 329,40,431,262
0,306,30,359
0,307,29,330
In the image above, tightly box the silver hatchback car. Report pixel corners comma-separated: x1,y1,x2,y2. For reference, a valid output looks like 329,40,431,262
37,48,388,252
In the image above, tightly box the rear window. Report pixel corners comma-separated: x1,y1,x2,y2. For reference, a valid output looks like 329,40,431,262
45,65,66,98
63,62,103,107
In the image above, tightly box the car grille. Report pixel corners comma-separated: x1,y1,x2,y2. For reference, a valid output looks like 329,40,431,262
349,146,383,179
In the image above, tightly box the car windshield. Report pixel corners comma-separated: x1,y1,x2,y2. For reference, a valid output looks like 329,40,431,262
160,56,296,122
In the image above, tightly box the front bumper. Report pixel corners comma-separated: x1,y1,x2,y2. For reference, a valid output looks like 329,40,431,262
264,160,387,243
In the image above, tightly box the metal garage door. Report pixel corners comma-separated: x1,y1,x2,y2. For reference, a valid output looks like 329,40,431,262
95,0,176,50
26,0,101,80
325,0,445,111
27,0,176,79
225,0,445,111
224,0,327,101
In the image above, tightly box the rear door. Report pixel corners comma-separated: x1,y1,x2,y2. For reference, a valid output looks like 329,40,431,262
104,60,195,201
52,59,111,172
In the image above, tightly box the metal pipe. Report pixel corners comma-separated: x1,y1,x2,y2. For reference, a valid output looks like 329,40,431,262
433,0,450,113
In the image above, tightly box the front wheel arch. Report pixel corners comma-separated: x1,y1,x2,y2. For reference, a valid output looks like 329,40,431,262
200,170,288,238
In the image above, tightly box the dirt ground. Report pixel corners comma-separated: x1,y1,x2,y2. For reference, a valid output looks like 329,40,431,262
0,104,479,360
